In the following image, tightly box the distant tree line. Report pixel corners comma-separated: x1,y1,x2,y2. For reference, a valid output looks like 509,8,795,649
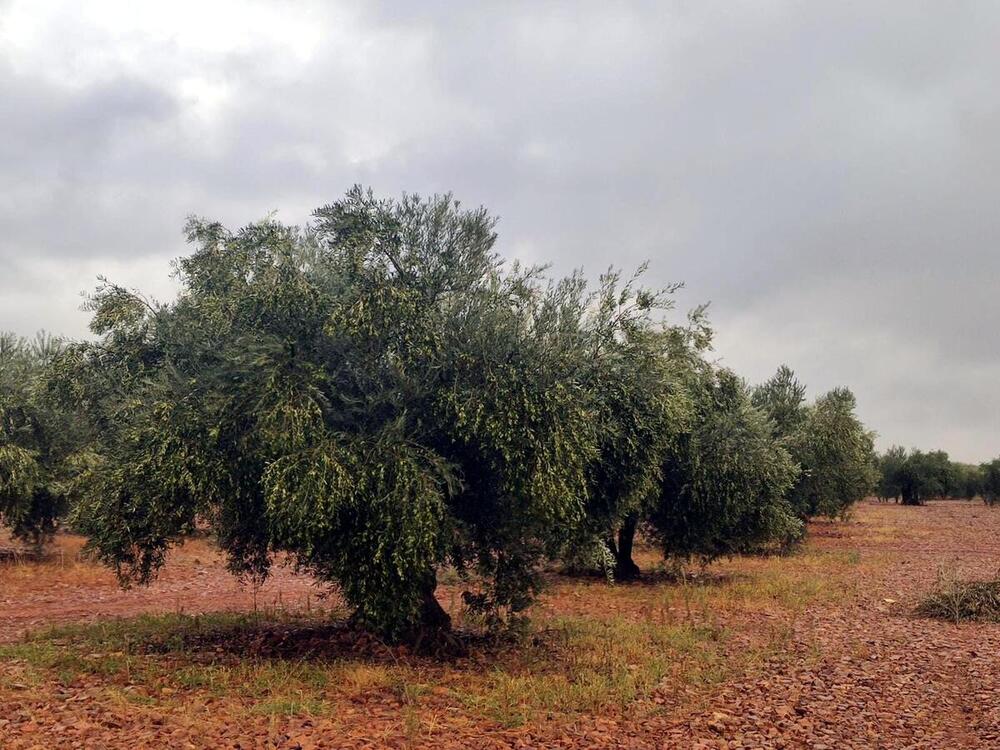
877,447,1000,506
1,188,880,644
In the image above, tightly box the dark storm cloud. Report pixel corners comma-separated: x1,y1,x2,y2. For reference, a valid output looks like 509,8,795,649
1,0,999,459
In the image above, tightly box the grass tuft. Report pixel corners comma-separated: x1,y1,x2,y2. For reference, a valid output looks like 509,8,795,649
917,575,1000,623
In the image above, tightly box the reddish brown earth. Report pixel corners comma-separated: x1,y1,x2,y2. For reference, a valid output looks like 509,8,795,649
0,536,324,642
1,500,999,749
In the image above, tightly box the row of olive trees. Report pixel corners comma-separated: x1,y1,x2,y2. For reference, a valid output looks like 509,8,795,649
0,188,877,642
877,447,1000,505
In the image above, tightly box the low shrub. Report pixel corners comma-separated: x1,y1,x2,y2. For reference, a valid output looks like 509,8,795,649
917,575,1000,623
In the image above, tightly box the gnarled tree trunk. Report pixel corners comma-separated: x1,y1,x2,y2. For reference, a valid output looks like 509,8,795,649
406,572,457,654
418,578,451,632
613,512,642,580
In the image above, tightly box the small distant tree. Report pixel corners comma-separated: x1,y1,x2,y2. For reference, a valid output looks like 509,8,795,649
646,369,802,565
949,463,984,500
981,458,1000,506
877,445,907,502
896,449,953,505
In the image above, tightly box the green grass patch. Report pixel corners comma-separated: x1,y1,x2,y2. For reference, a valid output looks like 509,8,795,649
463,617,727,727
0,640,136,684
0,609,425,716
720,570,833,611
14,611,307,654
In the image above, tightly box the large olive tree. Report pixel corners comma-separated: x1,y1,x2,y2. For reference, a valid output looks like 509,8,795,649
71,188,598,642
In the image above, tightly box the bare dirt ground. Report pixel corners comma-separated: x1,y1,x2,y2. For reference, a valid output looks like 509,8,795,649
1,500,999,749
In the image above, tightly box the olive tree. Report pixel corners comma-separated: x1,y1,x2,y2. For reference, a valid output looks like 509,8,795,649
894,449,953,505
754,368,876,519
70,188,599,643
981,458,1000,506
555,268,708,579
646,368,802,565
785,388,878,518
949,463,984,500
876,445,907,502
881,449,986,505
0,332,84,547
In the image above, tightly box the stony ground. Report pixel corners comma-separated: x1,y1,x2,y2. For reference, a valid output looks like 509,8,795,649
1,500,998,749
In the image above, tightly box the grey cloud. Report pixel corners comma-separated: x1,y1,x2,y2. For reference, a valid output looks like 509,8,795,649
1,0,999,460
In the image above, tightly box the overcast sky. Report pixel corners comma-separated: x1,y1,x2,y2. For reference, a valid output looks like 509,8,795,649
2,1,998,461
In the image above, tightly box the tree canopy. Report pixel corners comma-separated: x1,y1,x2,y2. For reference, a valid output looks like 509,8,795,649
647,368,802,564
785,388,878,518
753,368,877,519
66,189,608,640
558,268,710,579
752,365,807,439
877,447,991,505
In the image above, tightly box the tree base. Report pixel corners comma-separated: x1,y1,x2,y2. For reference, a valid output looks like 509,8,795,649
613,512,642,581
614,556,642,581
406,587,466,656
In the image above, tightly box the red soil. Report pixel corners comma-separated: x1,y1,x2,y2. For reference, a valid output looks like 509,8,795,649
1,500,999,748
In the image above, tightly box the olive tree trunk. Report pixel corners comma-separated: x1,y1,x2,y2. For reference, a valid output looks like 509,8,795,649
417,580,451,632
612,512,642,580
400,572,457,654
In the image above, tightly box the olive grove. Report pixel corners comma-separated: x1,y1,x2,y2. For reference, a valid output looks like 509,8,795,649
1,188,884,643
